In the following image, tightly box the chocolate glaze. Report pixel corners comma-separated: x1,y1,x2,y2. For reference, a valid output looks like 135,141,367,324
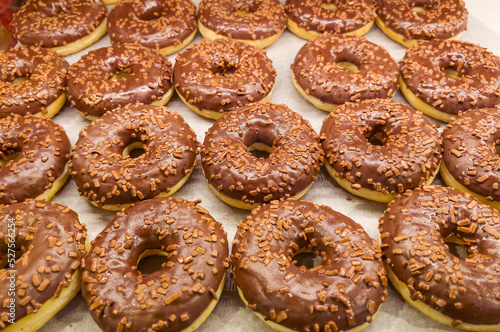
400,40,500,116
442,108,500,201
201,103,324,206
292,34,398,105
286,0,377,34
0,45,69,117
11,0,107,48
320,99,442,196
108,0,197,50
379,186,500,325
232,199,387,331
377,0,468,40
67,44,173,118
0,115,70,204
0,200,87,329
82,197,229,332
70,104,198,208
198,0,286,41
174,38,276,114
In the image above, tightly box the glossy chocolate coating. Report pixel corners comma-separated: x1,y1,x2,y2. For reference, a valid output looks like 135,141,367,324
198,0,286,40
379,186,500,325
442,108,500,201
70,104,198,208
0,45,69,117
377,0,467,40
0,115,70,204
201,103,324,206
174,38,276,114
286,0,376,34
400,39,500,116
232,199,387,331
108,0,197,50
11,0,107,48
67,44,173,118
292,34,398,105
0,200,87,329
321,99,442,196
82,197,229,332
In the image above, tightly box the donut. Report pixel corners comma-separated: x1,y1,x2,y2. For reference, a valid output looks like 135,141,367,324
107,0,197,55
441,108,500,210
0,114,71,205
0,45,69,118
201,103,324,210
232,198,388,332
399,39,500,122
320,99,442,203
67,44,174,121
198,0,286,48
0,200,87,332
10,0,107,56
82,197,229,332
173,38,276,120
291,34,399,112
70,103,198,211
375,0,468,48
285,0,377,40
379,185,500,330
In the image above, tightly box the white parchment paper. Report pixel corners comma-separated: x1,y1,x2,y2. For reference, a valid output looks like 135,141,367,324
30,1,500,331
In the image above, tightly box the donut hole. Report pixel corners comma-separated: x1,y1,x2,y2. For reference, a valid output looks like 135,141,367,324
233,3,258,15
443,67,462,80
12,76,29,85
411,5,427,13
110,70,131,81
336,61,359,72
292,249,323,269
0,149,20,167
364,127,387,146
123,141,146,158
211,60,237,76
137,249,170,275
247,142,274,159
444,237,468,259
321,2,338,10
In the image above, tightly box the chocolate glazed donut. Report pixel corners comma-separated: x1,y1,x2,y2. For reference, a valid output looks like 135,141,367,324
108,0,198,55
67,44,173,120
320,99,442,203
376,0,468,48
198,0,286,48
173,38,276,119
201,103,324,210
0,45,69,118
441,108,500,209
232,199,387,332
0,114,71,205
379,186,500,330
11,0,107,56
285,0,377,39
399,39,500,122
70,104,199,211
82,197,230,332
0,200,87,332
291,34,399,112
